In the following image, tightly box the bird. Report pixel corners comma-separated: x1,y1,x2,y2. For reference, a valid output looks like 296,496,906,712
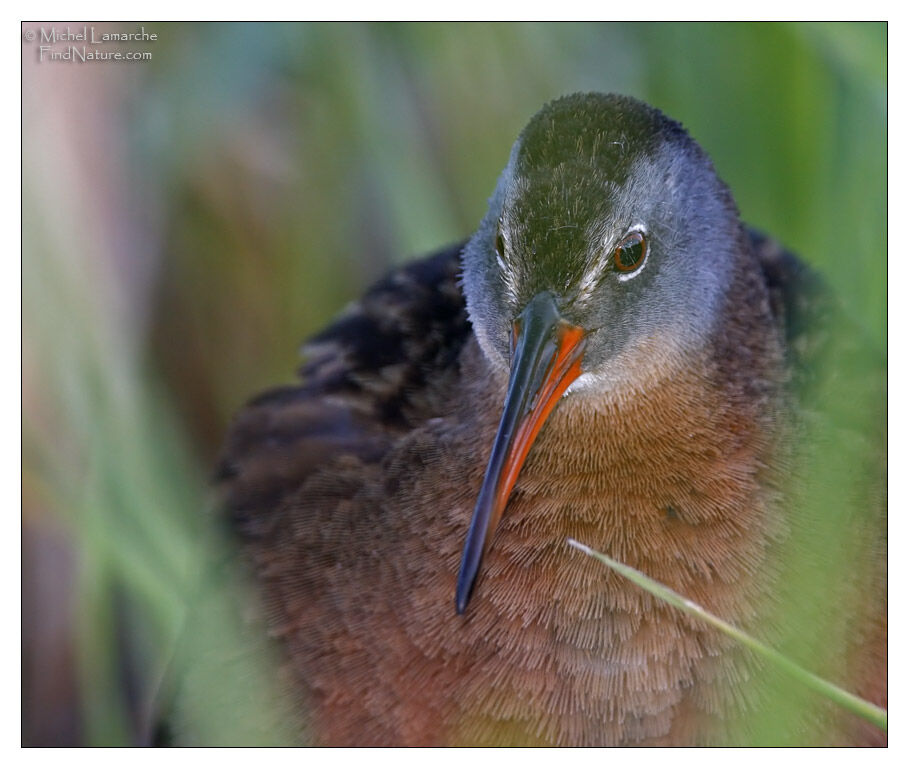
212,93,885,746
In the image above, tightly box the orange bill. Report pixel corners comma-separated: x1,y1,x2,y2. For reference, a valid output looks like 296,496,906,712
455,291,586,614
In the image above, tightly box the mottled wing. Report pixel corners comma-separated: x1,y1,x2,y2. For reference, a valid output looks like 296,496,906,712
749,228,833,390
750,228,883,418
216,241,469,538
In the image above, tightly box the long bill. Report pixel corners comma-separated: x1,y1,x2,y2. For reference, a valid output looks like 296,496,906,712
455,291,586,614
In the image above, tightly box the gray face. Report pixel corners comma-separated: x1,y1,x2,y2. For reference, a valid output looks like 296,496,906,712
462,94,745,393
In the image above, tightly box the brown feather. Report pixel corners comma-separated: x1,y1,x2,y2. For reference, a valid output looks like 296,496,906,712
215,230,884,746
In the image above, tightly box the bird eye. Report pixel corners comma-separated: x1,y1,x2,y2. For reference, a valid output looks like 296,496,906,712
614,231,647,273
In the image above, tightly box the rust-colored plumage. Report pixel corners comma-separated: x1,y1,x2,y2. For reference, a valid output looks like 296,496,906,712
215,94,885,746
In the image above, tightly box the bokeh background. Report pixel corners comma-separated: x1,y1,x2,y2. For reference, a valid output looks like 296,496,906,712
22,22,886,746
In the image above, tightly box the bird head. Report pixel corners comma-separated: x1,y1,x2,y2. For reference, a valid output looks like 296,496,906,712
456,93,745,613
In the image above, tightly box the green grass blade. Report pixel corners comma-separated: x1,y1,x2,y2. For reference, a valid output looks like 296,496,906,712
566,538,886,733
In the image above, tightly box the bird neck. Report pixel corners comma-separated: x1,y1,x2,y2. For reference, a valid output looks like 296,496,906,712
457,243,789,635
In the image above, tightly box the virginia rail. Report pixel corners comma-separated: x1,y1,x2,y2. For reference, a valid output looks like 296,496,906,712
216,93,885,746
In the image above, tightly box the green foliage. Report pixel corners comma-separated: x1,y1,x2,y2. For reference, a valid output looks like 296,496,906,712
567,540,886,733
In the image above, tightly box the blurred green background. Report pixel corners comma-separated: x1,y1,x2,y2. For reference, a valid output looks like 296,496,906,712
22,22,885,746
